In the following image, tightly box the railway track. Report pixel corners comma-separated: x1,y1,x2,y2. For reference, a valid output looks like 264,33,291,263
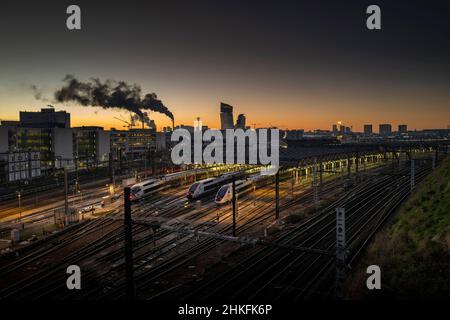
78,166,379,300
174,162,431,301
0,158,413,300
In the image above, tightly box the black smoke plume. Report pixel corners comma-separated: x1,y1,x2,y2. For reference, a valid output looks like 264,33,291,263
131,111,155,129
53,75,174,126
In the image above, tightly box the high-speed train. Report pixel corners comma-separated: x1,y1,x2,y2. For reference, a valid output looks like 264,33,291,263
129,166,241,202
186,172,241,200
214,172,275,204
214,179,254,204
130,168,211,201
130,179,166,202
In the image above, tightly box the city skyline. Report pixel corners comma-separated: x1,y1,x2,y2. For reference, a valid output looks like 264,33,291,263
1,1,450,131
1,104,445,134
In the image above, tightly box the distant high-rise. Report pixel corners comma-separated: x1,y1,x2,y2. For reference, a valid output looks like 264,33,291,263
220,102,234,130
236,114,246,129
332,124,338,135
379,124,392,136
364,124,373,136
398,124,407,134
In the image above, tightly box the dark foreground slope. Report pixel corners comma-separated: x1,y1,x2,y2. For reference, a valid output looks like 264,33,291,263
345,155,450,299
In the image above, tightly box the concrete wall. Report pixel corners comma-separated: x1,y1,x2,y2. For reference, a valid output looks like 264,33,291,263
97,130,111,161
0,126,9,153
156,132,167,151
52,128,74,167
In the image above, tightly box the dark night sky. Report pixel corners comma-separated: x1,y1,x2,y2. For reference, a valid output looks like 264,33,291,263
1,0,449,130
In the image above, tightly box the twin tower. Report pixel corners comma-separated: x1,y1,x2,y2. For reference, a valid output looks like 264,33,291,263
220,102,246,130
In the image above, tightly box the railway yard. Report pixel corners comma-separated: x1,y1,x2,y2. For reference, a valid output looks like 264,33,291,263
0,144,447,301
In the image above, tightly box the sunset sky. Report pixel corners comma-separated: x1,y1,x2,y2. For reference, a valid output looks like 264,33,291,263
0,0,449,132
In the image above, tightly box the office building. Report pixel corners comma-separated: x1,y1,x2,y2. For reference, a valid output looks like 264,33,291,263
110,128,156,159
332,124,338,135
0,125,14,153
19,107,70,129
236,114,246,129
364,124,373,136
379,124,392,136
156,132,169,151
1,107,74,168
0,150,41,182
398,124,407,134
0,108,76,171
220,102,234,130
10,127,72,169
73,126,110,167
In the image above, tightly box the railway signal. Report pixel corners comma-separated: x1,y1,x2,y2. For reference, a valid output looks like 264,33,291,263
64,167,69,216
124,187,136,300
355,150,359,173
313,158,319,205
336,207,346,261
319,159,323,194
335,207,346,299
232,175,237,237
432,149,437,169
347,155,351,178
275,170,280,223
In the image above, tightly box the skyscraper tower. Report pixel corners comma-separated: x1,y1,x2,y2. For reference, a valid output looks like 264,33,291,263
220,102,234,130
332,124,338,135
379,124,392,136
236,114,246,129
398,124,407,134
364,124,373,136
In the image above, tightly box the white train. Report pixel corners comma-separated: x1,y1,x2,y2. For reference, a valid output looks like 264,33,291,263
214,172,275,204
130,168,209,201
130,167,240,202
214,180,254,204
158,170,201,182
130,179,166,201
186,173,240,200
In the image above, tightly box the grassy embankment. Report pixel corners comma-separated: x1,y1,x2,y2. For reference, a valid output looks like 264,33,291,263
345,154,450,299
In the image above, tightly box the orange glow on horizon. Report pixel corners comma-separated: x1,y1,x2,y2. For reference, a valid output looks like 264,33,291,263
1,90,449,133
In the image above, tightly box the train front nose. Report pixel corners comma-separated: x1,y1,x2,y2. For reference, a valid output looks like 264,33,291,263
187,192,193,200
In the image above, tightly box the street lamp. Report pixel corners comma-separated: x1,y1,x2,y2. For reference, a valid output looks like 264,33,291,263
109,184,115,196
